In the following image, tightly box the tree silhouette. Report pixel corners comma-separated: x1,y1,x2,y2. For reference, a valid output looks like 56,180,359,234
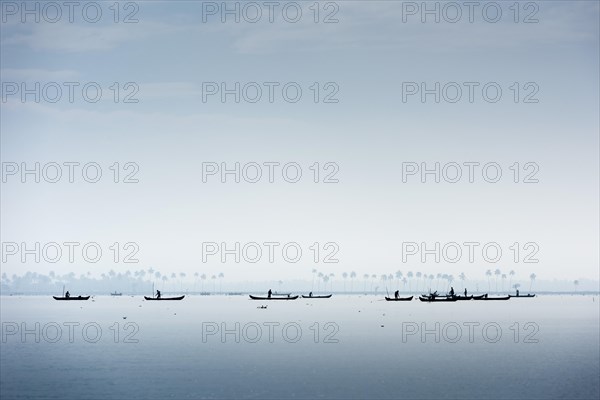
529,273,536,292
494,269,501,293
350,271,356,292
485,270,492,292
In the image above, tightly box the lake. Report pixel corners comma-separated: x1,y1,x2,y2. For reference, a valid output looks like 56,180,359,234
1,295,598,399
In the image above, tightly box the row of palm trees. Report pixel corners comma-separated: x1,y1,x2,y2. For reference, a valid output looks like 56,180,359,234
311,269,540,293
5,269,587,294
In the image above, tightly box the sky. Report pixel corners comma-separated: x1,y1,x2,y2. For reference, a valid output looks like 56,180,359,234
1,1,599,283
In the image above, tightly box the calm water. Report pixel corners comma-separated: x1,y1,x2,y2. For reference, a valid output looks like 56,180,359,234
1,295,599,399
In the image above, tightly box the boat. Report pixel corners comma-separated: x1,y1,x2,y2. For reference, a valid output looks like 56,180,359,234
249,295,299,300
473,295,510,301
110,292,122,296
454,295,473,300
472,294,487,299
384,296,413,301
144,295,185,301
419,296,457,302
53,296,90,301
302,294,333,299
509,294,535,298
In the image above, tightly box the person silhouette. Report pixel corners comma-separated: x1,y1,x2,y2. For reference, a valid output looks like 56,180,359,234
449,287,455,296
268,289,272,298
156,290,161,299
309,291,313,297
516,289,519,297
394,290,399,299
65,291,70,298
464,288,467,297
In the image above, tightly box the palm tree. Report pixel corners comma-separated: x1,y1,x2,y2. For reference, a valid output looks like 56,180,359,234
436,273,442,290
211,275,217,293
458,272,466,289
485,270,492,292
501,274,507,292
218,272,224,294
350,271,356,292
509,270,515,290
529,273,536,292
179,272,186,291
415,272,422,292
402,277,407,290
363,274,369,292
395,270,403,288
342,272,348,292
317,272,324,291
329,273,335,292
428,274,434,291
513,283,521,294
380,274,388,292
371,274,377,292
494,269,501,293
407,271,413,292
194,272,199,291
312,269,318,291
573,280,579,292
201,274,207,292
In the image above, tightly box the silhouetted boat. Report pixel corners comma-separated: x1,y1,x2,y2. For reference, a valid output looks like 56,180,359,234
509,294,535,298
111,292,122,296
144,295,185,301
249,295,298,300
385,296,414,301
53,296,90,301
302,294,333,299
419,296,457,302
455,295,473,300
472,294,486,299
473,295,510,301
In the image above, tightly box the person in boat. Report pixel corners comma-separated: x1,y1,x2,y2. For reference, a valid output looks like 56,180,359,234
431,290,438,298
394,290,399,299
65,291,70,298
449,287,455,296
156,290,161,299
309,291,313,297
516,289,519,296
268,289,272,298
464,288,468,297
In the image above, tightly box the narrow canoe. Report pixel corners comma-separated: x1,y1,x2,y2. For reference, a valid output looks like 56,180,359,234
53,296,90,301
144,295,185,301
385,296,414,301
249,295,299,300
473,296,510,301
302,294,333,299
509,294,535,298
419,296,457,302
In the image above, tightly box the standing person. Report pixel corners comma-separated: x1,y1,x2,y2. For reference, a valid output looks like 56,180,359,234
65,291,70,298
464,288,468,297
394,290,399,299
268,289,272,298
449,287,455,296
156,290,161,299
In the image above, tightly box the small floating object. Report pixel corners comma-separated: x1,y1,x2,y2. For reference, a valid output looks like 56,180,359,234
123,317,127,319
144,295,185,301
249,295,298,300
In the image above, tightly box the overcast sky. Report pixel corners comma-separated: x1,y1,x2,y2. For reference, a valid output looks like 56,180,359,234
1,1,598,282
